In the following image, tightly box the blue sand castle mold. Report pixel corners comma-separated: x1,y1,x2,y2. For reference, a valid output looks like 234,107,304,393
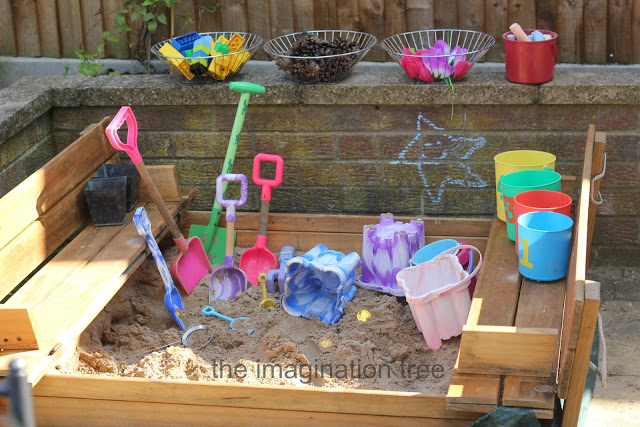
282,244,360,325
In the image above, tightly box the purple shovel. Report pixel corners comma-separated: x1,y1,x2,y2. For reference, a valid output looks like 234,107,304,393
209,173,248,302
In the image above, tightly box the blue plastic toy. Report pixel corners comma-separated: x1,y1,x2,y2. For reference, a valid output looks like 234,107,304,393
171,31,200,52
133,207,186,330
282,244,360,325
265,246,295,294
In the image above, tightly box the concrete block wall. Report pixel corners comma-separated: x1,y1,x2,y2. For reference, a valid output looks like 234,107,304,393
0,72,639,266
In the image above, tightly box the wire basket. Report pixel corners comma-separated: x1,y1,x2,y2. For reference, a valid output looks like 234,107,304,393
381,29,495,83
263,30,377,83
151,32,263,84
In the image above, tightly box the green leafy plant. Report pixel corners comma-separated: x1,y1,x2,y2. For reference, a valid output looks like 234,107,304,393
73,32,121,76
115,0,181,67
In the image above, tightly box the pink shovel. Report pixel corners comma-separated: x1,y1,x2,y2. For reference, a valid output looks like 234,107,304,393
106,107,212,294
239,153,284,286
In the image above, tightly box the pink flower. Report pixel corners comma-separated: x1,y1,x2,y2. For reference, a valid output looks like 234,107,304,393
452,60,471,80
400,48,423,79
423,40,454,79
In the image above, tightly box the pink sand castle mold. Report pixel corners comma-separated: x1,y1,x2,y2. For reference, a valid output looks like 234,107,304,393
396,245,482,350
355,213,424,296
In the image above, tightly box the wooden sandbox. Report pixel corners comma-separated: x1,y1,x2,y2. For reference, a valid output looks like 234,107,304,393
0,120,604,426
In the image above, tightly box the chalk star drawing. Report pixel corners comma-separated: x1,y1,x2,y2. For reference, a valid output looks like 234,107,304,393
390,113,487,204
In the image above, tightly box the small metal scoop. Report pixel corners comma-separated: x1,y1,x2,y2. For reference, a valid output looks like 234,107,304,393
143,324,212,355
201,306,254,334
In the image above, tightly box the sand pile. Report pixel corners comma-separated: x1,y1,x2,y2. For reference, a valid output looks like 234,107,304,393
58,247,459,394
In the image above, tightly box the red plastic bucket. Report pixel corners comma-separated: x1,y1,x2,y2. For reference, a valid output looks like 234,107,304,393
503,30,558,84
514,190,572,254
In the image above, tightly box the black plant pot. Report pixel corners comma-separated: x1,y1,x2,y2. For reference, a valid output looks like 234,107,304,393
83,177,128,226
92,164,140,211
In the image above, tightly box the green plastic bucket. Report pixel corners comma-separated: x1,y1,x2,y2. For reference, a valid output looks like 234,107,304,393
497,168,561,241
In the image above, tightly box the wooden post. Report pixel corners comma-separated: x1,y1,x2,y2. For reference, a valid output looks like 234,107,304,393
586,132,606,268
562,280,601,426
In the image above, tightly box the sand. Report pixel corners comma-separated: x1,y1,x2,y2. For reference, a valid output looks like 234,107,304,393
57,246,460,394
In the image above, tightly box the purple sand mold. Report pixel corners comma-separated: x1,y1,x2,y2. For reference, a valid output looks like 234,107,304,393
358,213,424,296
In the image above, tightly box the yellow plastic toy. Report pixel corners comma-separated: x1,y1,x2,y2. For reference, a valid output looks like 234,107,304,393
159,43,194,80
215,35,230,46
230,51,250,72
258,273,277,309
228,33,245,53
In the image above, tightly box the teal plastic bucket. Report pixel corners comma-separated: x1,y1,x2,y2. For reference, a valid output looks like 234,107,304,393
498,168,561,241
517,211,573,281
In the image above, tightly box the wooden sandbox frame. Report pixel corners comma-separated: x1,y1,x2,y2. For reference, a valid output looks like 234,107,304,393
0,120,604,426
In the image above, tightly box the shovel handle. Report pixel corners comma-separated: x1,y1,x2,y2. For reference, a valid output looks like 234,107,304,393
216,174,248,221
105,106,142,164
253,153,283,201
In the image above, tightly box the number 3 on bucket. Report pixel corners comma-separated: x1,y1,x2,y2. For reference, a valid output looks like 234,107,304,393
519,237,534,269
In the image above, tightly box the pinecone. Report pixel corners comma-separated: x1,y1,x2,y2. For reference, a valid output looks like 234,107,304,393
275,33,362,82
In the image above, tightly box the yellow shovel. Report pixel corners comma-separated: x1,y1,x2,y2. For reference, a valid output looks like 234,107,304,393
258,273,277,310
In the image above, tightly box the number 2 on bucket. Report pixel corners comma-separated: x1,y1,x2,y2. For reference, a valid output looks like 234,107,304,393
519,237,534,269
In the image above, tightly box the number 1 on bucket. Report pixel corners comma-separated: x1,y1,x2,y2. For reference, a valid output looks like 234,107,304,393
519,237,534,269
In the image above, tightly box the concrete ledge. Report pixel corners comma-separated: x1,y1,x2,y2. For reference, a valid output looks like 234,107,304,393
1,71,639,140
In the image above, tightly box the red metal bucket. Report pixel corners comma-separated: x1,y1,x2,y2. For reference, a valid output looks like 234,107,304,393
503,30,558,84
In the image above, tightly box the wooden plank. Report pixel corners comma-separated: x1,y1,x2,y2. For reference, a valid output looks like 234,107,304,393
507,0,535,30
562,280,601,426
36,0,61,57
583,0,607,64
608,0,633,64
0,118,114,253
314,0,337,29
218,0,248,32
102,0,129,59
446,351,500,408
466,218,521,326
458,0,484,31
0,307,39,350
12,0,42,56
246,0,269,60
172,0,196,36
358,0,384,61
405,0,434,31
586,132,606,267
458,325,558,376
535,0,557,32
502,277,566,409
270,0,294,37
0,169,91,300
0,189,196,384
57,0,84,58
634,0,640,63
136,165,180,202
186,211,493,236
558,125,595,397
557,0,584,63
80,0,104,54
33,396,474,426
483,0,507,62
292,0,315,32
336,0,359,31
384,0,406,45
33,375,480,420
0,1,17,55
561,175,577,197
434,0,456,28
232,230,486,257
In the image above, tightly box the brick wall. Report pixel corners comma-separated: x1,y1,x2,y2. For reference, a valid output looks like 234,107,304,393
0,112,54,196
1,73,638,266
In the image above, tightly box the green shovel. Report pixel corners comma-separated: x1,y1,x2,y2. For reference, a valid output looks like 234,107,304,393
189,81,265,265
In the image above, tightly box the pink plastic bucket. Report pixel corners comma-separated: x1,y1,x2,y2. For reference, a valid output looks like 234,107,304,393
396,245,482,350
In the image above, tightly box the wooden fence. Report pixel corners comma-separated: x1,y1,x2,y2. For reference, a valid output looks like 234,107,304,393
1,0,639,64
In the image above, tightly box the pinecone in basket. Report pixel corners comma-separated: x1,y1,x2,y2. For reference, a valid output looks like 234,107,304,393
275,32,361,83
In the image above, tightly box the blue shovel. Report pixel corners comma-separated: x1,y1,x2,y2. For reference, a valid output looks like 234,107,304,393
134,206,186,330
